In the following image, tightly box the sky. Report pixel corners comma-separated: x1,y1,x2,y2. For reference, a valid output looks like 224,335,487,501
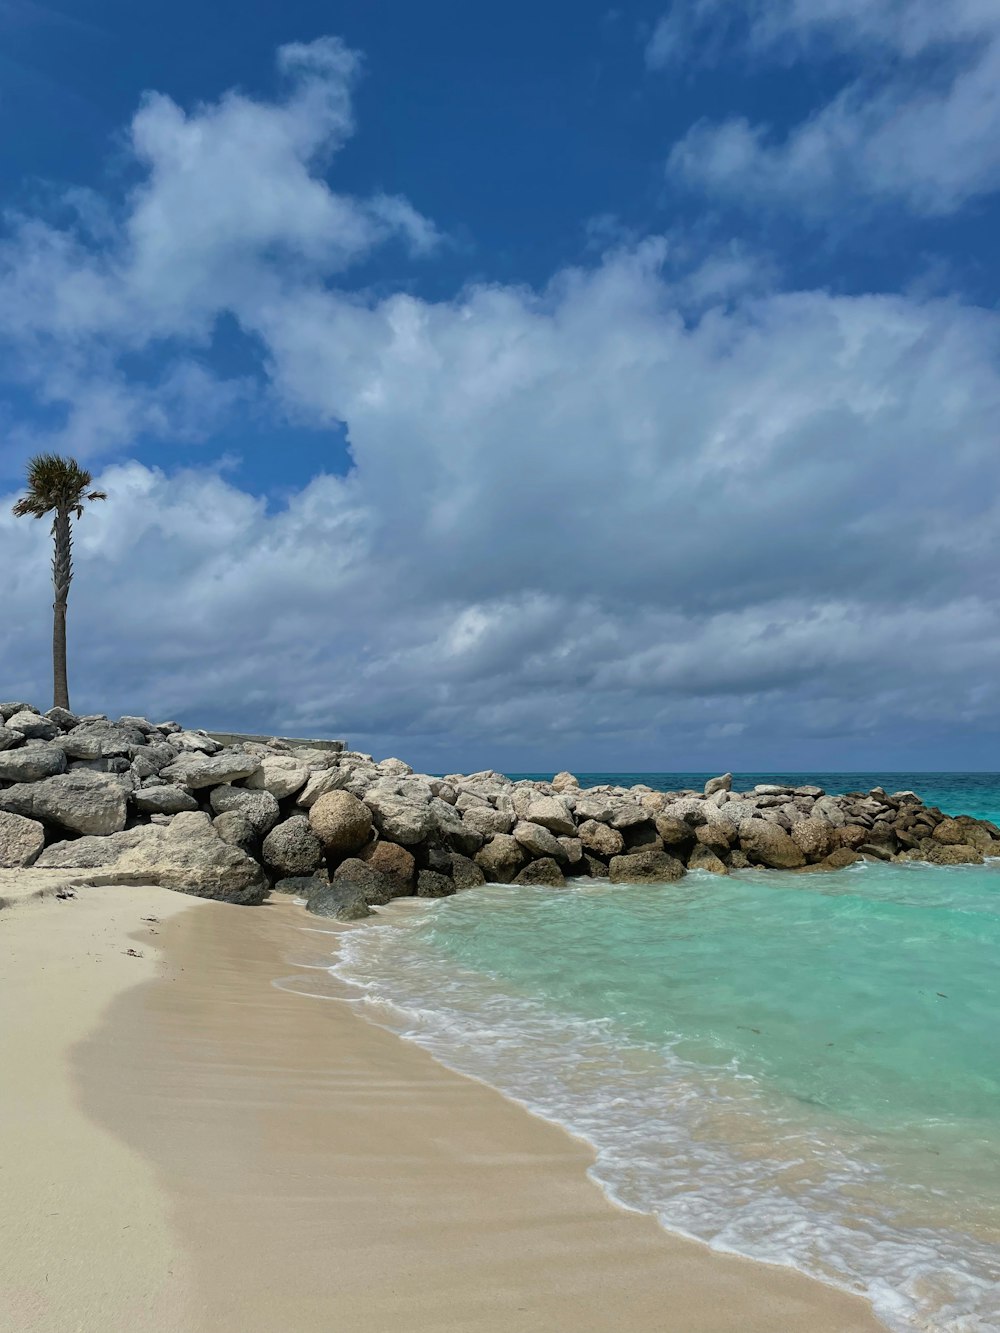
1,0,999,773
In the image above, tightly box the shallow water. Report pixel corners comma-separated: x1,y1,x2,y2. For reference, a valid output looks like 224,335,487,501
332,860,1000,1332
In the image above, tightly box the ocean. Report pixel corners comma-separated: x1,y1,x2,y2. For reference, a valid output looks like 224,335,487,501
330,774,1000,1332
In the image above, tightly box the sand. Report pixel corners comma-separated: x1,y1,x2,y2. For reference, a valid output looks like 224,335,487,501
1,876,884,1333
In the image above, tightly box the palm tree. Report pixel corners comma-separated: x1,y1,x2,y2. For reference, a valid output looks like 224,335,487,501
12,454,107,711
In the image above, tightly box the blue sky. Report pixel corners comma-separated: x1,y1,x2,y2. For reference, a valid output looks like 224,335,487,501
1,0,999,771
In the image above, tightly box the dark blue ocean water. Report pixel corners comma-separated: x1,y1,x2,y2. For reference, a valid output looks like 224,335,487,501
507,772,1000,825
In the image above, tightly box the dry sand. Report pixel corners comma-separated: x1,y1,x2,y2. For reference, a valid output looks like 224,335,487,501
1,876,885,1333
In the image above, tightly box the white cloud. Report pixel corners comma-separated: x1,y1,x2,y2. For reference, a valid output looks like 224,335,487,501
2,35,1000,768
656,0,1000,216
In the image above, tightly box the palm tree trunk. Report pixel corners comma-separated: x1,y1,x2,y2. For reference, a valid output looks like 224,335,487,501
51,510,73,711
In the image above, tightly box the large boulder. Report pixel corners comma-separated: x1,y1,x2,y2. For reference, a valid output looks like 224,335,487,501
262,816,324,878
514,857,566,887
790,817,834,860
450,853,486,891
0,742,67,783
654,813,693,846
160,750,261,790
133,785,199,815
703,773,732,796
305,882,371,920
0,771,128,836
608,849,686,883
512,820,565,860
688,844,728,875
35,811,268,904
925,842,984,865
524,795,576,837
738,819,807,869
296,767,348,808
333,857,399,906
359,840,416,894
309,790,373,854
460,804,514,838
577,819,625,858
0,810,46,868
475,833,526,883
209,785,281,837
363,791,435,845
5,710,59,741
244,754,310,800
212,811,258,855
417,869,455,898
0,723,25,752
551,771,579,793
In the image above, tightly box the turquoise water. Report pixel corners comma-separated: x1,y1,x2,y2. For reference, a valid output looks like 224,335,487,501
332,774,1000,1331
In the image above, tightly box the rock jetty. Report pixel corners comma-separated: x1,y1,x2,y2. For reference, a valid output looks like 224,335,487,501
1,704,996,916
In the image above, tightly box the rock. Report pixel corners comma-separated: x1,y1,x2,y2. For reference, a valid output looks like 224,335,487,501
426,797,484,856
0,742,67,783
694,822,731,854
213,811,258,855
580,853,609,879
608,849,685,883
687,844,728,875
523,795,575,836
359,840,416,894
621,822,662,851
812,796,847,827
610,802,651,829
932,818,966,846
174,730,221,754
925,842,984,865
450,853,486,891
0,724,24,752
333,858,399,905
822,848,861,869
513,820,566,860
551,771,580,793
209,786,281,837
0,770,128,836
557,836,584,863
859,843,893,861
6,710,59,741
794,785,825,798
363,791,435,845
789,817,834,860
754,784,794,796
417,869,455,897
0,702,36,721
577,819,625,857
296,768,348,807
244,754,310,800
836,825,870,850
654,813,693,846
460,804,515,838
475,834,527,883
309,790,373,854
738,819,806,869
574,795,615,822
0,810,46,868
133,786,199,815
271,875,325,896
703,772,732,796
724,848,751,870
160,750,261,790
514,857,566,887
262,816,324,877
35,811,268,904
305,882,371,920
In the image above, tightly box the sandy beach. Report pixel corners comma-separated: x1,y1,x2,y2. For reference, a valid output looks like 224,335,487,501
0,877,884,1333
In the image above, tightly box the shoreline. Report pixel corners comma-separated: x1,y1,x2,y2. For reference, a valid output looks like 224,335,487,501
2,880,882,1332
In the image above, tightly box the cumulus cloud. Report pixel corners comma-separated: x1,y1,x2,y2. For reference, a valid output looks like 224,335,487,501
2,35,1000,768
655,0,1000,217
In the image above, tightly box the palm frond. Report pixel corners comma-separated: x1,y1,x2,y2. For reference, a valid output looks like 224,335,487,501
11,454,107,519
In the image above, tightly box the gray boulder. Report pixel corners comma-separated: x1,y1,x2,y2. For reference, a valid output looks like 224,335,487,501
213,811,258,855
305,882,371,920
704,772,733,796
417,869,455,897
460,804,514,837
0,702,35,721
0,742,67,783
450,853,486,891
577,819,624,857
738,818,807,869
160,750,261,790
296,767,348,807
262,816,324,878
0,810,46,868
133,786,199,815
209,786,281,837
272,875,325,896
0,724,24,752
475,834,527,883
610,801,651,829
363,791,435,845
0,770,130,836
608,849,686,883
513,820,565,860
309,790,373,854
332,857,398,906
514,857,566,887
35,811,268,904
524,795,576,836
6,710,59,741
244,754,310,800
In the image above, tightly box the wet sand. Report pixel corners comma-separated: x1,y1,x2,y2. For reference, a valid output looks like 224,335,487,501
2,881,884,1332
